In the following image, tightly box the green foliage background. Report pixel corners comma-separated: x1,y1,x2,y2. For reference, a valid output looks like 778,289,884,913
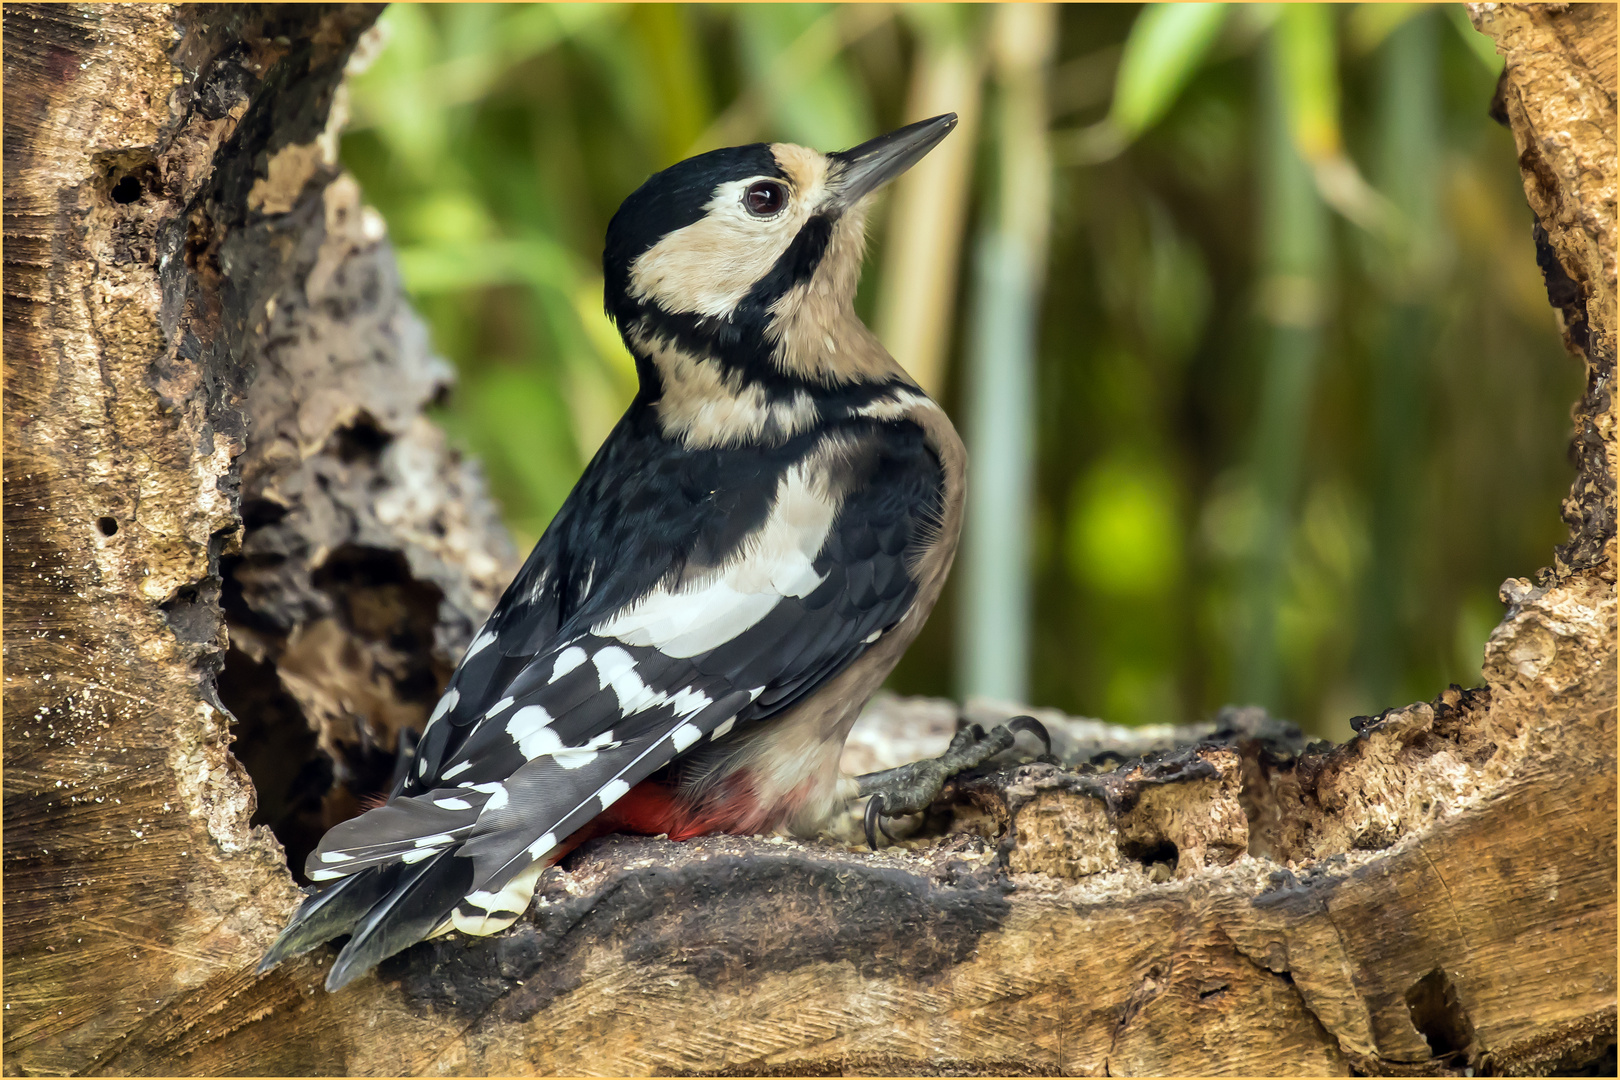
340,3,1577,737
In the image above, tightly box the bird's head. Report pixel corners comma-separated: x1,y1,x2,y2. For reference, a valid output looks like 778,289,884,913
604,114,957,427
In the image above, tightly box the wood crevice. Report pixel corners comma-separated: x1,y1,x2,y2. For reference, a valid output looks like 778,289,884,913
3,3,1614,1075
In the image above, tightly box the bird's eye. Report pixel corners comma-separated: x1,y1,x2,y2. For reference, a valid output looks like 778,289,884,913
744,181,787,217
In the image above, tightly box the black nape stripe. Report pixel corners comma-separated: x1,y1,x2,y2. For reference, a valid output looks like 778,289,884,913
616,213,841,397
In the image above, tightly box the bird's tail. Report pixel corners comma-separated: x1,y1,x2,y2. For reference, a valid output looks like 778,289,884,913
257,850,475,991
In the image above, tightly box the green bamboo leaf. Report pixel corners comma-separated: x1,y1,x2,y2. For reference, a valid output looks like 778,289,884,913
734,4,873,150
394,237,585,295
1273,4,1340,161
1110,3,1229,140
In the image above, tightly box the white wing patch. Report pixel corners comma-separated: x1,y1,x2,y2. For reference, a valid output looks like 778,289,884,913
593,461,838,657
464,630,497,660
550,645,588,682
428,687,459,725
587,645,714,718
506,705,618,767
505,704,555,756
467,781,509,810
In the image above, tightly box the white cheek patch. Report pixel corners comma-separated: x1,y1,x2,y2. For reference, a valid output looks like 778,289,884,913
628,172,821,318
592,459,840,657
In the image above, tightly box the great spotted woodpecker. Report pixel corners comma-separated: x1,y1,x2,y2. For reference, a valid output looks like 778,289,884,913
260,113,1045,991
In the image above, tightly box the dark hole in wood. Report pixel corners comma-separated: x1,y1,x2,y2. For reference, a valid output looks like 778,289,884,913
1120,837,1179,872
222,642,326,884
160,581,219,644
110,174,142,204
333,413,391,464
1405,967,1475,1061
96,515,118,536
217,544,448,880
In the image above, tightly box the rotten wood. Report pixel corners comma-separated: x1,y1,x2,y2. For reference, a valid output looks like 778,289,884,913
3,3,1614,1075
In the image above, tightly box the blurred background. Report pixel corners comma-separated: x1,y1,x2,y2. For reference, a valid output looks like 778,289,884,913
339,3,1579,739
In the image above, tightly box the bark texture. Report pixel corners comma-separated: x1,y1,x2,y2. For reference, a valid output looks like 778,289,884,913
3,3,1614,1076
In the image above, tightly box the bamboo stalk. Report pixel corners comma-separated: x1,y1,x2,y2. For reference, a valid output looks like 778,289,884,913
1357,9,1441,705
958,3,1056,705
872,8,985,397
1236,15,1333,710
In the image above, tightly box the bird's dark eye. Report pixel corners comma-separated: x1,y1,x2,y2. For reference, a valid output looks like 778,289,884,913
744,181,787,217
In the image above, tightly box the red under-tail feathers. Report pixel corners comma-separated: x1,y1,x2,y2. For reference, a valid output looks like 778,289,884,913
360,770,773,867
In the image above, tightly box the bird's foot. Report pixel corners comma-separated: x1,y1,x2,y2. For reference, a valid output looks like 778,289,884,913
855,716,1050,850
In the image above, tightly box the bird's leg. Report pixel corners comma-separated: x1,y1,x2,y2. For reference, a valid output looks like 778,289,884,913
855,716,1050,849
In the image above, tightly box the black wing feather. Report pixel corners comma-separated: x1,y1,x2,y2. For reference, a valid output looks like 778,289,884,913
265,411,944,982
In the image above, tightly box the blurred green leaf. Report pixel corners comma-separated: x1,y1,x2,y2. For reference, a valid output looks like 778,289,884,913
630,5,713,161
437,365,581,548
338,2,1578,733
1109,3,1228,140
1346,3,1423,55
1273,6,1395,235
1445,4,1504,73
394,237,585,295
1067,456,1183,598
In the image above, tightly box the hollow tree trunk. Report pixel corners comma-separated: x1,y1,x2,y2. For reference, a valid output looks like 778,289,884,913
3,3,1614,1076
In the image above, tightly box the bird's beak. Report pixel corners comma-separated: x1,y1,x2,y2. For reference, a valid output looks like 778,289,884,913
826,113,958,212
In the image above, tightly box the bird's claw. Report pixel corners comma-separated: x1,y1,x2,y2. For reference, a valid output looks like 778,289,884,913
1005,714,1052,756
863,795,906,850
863,794,886,851
858,714,1053,850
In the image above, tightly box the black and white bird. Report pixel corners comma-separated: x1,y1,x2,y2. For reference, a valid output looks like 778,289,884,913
260,113,1044,991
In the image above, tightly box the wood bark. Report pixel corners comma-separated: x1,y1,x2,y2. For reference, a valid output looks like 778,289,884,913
2,3,1614,1075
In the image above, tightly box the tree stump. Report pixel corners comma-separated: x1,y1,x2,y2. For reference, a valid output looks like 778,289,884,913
3,3,1613,1075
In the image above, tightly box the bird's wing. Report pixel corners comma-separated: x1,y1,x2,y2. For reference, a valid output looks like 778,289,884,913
282,420,941,982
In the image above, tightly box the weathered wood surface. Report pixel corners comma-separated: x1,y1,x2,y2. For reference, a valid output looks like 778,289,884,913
3,3,1614,1075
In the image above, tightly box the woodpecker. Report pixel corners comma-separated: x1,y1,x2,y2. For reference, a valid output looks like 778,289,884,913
259,113,1045,991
